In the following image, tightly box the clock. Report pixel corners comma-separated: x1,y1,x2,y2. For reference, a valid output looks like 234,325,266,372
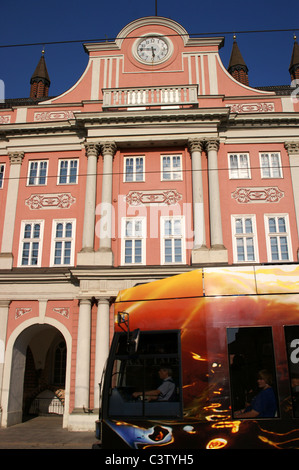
134,35,172,64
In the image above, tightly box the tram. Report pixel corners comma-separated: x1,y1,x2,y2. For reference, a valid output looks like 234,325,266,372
96,264,299,449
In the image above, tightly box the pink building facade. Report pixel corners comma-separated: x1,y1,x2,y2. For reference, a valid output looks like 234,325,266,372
0,16,299,430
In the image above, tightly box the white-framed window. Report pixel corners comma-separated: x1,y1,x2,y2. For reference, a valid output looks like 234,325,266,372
265,214,292,262
124,156,144,182
161,216,185,264
260,152,282,178
58,159,78,184
0,164,5,189
231,215,258,263
161,154,182,181
27,160,48,185
18,220,44,266
51,219,76,266
228,153,251,179
121,217,146,265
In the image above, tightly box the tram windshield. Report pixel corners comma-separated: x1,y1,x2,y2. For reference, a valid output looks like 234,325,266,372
108,330,182,418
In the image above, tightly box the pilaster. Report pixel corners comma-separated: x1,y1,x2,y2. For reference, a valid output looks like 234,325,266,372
0,300,10,412
206,139,221,243
285,141,299,259
188,138,208,264
77,143,100,265
0,152,24,269
96,141,117,266
189,138,227,264
73,298,92,411
94,297,111,410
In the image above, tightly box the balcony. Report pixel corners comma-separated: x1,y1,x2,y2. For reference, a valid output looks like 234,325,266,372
102,85,198,110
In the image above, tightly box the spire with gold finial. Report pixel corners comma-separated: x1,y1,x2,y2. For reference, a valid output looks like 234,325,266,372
228,35,249,86
30,48,51,99
289,34,299,80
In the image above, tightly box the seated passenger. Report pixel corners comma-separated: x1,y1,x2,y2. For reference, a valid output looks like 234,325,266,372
133,367,176,402
234,369,277,418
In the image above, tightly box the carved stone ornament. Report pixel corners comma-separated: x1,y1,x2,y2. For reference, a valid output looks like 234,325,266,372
100,141,117,157
0,115,11,124
25,193,76,210
188,138,204,153
84,142,100,157
285,141,299,155
34,111,75,121
232,187,284,204
8,152,25,165
126,189,182,206
187,138,220,155
15,307,32,319
226,103,275,113
53,307,70,319
205,139,220,152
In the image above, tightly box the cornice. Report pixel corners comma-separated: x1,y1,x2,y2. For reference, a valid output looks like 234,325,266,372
83,17,225,54
1,110,299,143
70,265,195,282
73,107,230,125
0,120,87,140
115,16,189,46
185,36,225,49
83,42,120,53
0,121,70,134
0,267,77,284
228,112,299,128
0,265,194,292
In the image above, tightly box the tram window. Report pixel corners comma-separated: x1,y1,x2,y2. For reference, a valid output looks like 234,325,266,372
116,331,178,356
284,326,299,418
227,327,278,418
108,331,181,418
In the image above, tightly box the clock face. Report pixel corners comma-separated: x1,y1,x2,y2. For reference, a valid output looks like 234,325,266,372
136,36,170,64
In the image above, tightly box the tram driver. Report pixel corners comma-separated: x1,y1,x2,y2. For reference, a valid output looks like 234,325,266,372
132,367,176,402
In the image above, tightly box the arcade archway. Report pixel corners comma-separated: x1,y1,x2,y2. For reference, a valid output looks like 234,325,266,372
2,321,71,428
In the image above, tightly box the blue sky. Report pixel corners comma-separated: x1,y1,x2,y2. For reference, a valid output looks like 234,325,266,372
0,0,298,99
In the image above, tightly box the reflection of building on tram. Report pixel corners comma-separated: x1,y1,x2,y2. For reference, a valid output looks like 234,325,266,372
0,15,299,432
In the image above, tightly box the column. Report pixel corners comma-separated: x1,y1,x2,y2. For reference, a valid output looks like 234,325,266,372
285,141,299,259
97,142,117,265
94,297,110,410
0,152,24,269
73,299,92,411
81,143,100,252
188,138,206,249
0,300,10,411
206,139,228,261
